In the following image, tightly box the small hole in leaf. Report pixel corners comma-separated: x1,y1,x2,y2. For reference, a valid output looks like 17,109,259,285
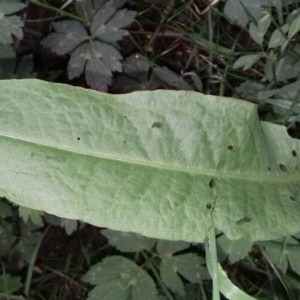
209,178,215,188
292,150,297,157
151,122,162,129
227,145,233,151
77,137,80,141
206,203,212,209
279,163,287,172
236,216,252,225
290,196,296,201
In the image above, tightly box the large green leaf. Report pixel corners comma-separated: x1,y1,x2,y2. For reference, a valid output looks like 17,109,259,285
0,79,299,242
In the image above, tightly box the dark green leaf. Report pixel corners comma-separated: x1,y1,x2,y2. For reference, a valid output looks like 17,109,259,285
264,235,300,275
60,218,78,235
68,41,122,90
19,206,44,227
0,45,35,79
217,235,253,264
0,15,23,44
174,253,208,282
224,0,267,27
268,24,289,49
156,240,190,255
0,0,24,14
289,14,300,39
91,2,136,43
153,67,194,90
42,20,88,55
233,54,262,70
0,197,12,218
0,221,14,256
75,0,107,22
83,256,158,300
0,273,21,294
160,257,185,297
102,229,156,252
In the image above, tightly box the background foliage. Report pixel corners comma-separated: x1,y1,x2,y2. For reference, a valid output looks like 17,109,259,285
0,0,300,299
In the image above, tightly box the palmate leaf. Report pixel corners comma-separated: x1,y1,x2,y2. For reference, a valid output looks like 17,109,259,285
102,229,156,252
217,234,253,263
83,256,158,300
19,206,44,227
0,15,23,45
156,240,208,297
75,0,126,22
90,0,136,43
67,41,122,90
159,252,208,297
42,20,89,55
264,234,300,275
42,0,135,90
0,79,300,243
0,0,24,44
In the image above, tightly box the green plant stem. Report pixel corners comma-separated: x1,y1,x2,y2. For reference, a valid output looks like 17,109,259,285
206,227,220,300
140,250,174,300
257,240,300,250
29,0,85,22
207,9,213,93
199,280,208,300
24,226,50,297
282,89,300,124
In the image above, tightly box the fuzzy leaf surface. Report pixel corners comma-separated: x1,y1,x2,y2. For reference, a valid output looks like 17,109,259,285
0,79,300,242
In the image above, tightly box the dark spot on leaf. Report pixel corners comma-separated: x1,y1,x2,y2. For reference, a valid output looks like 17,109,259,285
279,163,287,172
77,137,80,141
236,216,252,225
227,145,233,151
151,122,162,129
292,150,297,157
209,178,215,188
295,165,298,170
206,203,212,209
289,196,296,201
123,115,128,119
30,153,34,157
268,167,271,171
123,140,127,144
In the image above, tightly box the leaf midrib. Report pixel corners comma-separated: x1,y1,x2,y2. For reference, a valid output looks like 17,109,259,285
1,133,298,184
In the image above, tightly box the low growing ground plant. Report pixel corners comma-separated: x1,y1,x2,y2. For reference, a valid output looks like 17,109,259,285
1,0,300,300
